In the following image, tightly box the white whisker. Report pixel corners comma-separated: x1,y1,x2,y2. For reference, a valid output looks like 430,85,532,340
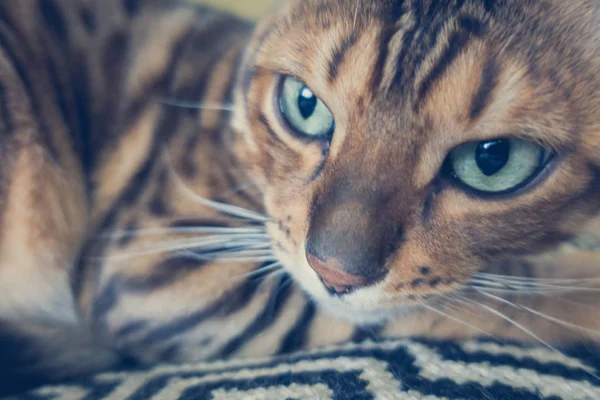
456,294,573,364
169,163,271,222
352,0,360,30
100,227,267,240
93,235,271,261
470,278,565,292
469,286,575,296
182,249,275,258
218,179,268,199
470,277,600,294
158,97,235,111
474,272,600,285
421,301,496,339
267,269,289,280
474,288,600,338
215,256,277,263
443,296,485,319
182,189,269,221
237,262,283,280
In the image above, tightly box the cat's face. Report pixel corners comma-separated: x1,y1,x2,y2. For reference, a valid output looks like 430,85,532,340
233,0,600,323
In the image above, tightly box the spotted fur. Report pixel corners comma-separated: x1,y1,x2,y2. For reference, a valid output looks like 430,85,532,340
1,0,600,395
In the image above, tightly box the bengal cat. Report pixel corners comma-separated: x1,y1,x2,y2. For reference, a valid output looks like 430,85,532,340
1,0,600,395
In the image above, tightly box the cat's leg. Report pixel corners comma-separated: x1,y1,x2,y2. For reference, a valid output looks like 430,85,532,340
0,0,159,393
0,20,118,398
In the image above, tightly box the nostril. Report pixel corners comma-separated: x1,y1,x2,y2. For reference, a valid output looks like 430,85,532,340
306,252,383,294
321,280,357,296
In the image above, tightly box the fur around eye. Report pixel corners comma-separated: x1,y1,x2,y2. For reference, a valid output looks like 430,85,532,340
447,138,551,195
278,76,335,139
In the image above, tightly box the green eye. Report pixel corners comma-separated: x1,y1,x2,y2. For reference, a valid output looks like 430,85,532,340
449,138,550,194
279,76,334,138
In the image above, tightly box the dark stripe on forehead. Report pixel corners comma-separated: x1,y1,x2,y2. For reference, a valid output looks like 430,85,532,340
469,56,499,120
369,2,408,94
416,16,487,105
370,27,397,94
328,32,358,83
391,0,424,91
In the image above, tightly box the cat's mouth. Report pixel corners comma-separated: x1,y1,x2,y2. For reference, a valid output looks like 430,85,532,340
271,244,458,324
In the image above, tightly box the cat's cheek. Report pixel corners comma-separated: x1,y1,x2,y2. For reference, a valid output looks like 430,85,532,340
262,186,313,253
382,242,473,295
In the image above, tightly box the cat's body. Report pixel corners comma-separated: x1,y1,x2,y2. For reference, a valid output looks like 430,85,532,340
1,0,600,396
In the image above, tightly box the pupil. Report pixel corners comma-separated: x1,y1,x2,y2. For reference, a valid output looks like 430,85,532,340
476,139,511,176
298,87,317,119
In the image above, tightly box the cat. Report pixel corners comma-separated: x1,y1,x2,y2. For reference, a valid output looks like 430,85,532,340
1,0,599,395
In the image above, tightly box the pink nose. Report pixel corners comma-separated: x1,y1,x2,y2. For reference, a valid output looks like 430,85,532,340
306,253,372,294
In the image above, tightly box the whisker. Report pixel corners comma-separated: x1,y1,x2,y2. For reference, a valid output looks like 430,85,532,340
213,257,277,264
181,250,276,261
266,269,289,281
474,272,600,285
183,189,270,222
158,97,235,111
454,293,592,375
93,235,271,261
100,227,267,240
442,296,486,319
470,278,600,294
237,262,283,280
469,286,575,296
175,177,270,222
534,292,600,312
164,149,271,222
352,0,360,30
421,300,496,339
217,179,268,200
470,279,515,289
466,280,579,294
150,234,270,248
474,288,600,338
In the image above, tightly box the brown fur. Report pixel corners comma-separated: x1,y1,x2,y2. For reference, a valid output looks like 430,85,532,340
0,0,599,395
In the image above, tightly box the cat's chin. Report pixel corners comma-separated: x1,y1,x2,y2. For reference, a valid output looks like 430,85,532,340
314,295,418,325
280,255,422,325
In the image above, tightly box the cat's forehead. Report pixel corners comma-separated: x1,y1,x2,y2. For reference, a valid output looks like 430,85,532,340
269,0,600,56
256,0,600,130
248,0,600,187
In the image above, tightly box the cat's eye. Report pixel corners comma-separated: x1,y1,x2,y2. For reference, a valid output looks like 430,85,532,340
448,138,551,195
278,76,334,138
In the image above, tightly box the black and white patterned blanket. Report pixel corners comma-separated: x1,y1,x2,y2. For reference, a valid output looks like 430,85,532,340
9,338,599,399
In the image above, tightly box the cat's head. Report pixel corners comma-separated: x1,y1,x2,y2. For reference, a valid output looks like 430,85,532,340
232,0,600,323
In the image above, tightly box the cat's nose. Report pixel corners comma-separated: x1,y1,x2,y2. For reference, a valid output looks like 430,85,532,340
306,252,381,295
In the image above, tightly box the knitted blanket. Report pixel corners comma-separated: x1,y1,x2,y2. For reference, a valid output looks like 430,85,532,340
11,338,599,400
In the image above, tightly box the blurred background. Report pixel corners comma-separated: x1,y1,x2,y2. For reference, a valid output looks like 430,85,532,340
193,0,279,20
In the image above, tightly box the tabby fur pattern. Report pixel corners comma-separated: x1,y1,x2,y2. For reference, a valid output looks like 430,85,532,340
1,0,600,395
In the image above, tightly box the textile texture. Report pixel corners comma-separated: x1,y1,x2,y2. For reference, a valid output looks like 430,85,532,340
10,338,600,399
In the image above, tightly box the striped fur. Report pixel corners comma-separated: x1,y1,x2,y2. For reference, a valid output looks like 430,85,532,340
1,0,600,395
